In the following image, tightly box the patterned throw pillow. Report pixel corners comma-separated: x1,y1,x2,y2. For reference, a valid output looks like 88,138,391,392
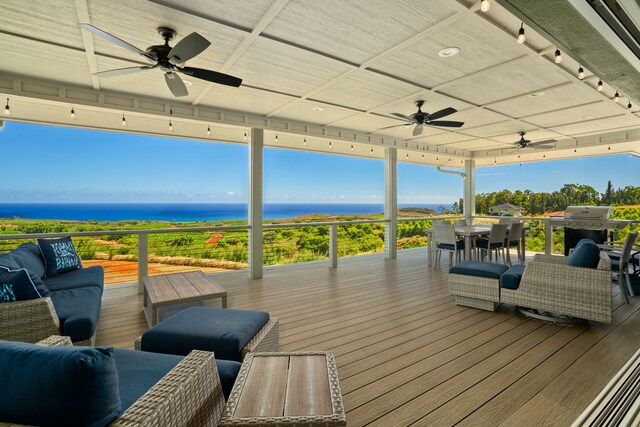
0,266,46,303
37,236,81,277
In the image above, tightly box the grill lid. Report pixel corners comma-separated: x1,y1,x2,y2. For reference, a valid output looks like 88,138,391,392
564,206,613,220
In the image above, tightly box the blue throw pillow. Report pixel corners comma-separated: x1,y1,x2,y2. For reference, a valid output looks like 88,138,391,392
37,236,81,277
0,266,48,303
567,241,601,269
0,341,122,427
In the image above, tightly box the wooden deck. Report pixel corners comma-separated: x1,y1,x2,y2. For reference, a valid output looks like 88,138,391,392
98,247,640,426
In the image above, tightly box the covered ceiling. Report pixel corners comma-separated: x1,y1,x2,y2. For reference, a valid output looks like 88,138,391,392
1,0,640,166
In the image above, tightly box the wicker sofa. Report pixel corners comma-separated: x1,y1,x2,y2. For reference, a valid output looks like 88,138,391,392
0,242,104,345
449,251,613,323
0,335,229,427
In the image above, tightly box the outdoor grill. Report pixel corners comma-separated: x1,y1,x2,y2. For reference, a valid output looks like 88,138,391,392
550,206,631,255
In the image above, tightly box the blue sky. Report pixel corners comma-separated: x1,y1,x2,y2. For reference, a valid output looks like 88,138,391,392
0,122,637,204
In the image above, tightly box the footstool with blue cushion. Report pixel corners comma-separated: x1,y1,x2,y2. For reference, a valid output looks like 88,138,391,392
136,306,279,362
448,261,509,311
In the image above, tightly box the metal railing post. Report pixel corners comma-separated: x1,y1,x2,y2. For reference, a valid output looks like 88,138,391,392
329,224,338,268
544,218,552,255
138,232,148,294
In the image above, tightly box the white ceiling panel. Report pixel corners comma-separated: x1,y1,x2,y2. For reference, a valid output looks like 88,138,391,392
150,0,275,30
489,128,563,144
551,114,640,136
524,101,626,128
439,56,569,105
462,120,538,138
228,38,353,96
272,99,357,124
198,85,295,116
262,0,460,64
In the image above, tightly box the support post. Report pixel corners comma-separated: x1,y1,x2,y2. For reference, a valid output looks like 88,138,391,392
137,232,148,295
248,128,263,279
544,218,552,255
384,147,397,259
463,159,476,222
329,224,338,268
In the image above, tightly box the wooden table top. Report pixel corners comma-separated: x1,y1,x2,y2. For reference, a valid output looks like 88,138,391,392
143,270,226,306
221,351,346,426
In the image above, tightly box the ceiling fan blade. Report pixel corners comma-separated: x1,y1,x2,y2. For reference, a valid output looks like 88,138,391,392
179,66,242,87
530,139,557,146
168,32,211,65
79,24,153,60
378,124,410,130
413,125,423,136
94,66,154,78
426,120,464,128
391,112,412,121
425,107,457,121
164,73,189,97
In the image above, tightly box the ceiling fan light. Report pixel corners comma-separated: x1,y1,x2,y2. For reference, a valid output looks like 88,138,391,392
554,49,562,64
517,24,526,44
480,0,490,12
578,66,585,80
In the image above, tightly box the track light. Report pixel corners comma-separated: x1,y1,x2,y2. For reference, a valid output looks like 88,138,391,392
121,114,127,126
243,132,247,141
554,49,563,64
4,98,10,115
578,65,585,80
207,125,211,136
614,92,620,103
597,80,603,92
517,23,526,44
480,0,490,12
70,107,75,119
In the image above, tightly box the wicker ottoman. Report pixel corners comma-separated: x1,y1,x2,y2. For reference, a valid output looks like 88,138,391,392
135,306,279,362
448,261,508,311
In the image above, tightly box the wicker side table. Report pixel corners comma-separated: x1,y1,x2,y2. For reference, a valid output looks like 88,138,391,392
220,351,346,427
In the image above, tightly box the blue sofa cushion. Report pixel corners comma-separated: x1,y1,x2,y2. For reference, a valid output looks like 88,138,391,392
449,261,509,279
1,242,46,279
500,265,526,290
0,266,48,303
50,286,102,342
567,241,600,269
437,241,465,250
141,306,270,362
0,341,121,427
37,236,81,277
113,348,241,407
44,265,104,292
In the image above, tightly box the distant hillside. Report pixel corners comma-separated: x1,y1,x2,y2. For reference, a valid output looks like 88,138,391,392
398,207,437,216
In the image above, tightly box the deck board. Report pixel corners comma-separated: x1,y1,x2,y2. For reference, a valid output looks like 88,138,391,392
97,247,640,426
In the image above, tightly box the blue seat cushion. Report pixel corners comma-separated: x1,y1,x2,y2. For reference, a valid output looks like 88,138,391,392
567,241,600,269
44,266,104,292
0,242,46,279
0,341,121,427
0,266,49,302
49,286,103,342
500,265,526,290
475,238,504,250
449,261,509,279
113,348,241,407
141,306,270,362
437,240,465,250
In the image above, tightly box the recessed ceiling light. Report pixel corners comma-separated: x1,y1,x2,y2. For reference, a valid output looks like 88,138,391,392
438,47,460,58
182,80,193,86
312,107,325,112
529,92,545,97
579,115,594,120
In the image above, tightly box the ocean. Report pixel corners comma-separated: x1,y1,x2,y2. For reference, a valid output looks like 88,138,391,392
0,203,452,222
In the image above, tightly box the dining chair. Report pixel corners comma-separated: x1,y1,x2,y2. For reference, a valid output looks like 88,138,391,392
433,222,465,267
475,223,509,263
599,232,639,303
505,221,525,265
454,219,467,227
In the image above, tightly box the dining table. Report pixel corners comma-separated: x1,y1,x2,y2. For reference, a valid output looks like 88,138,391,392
423,225,492,267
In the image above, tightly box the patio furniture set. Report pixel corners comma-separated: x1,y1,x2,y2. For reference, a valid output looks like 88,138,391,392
0,239,347,427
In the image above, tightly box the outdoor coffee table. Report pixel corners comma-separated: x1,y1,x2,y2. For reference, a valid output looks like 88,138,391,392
220,351,346,426
143,270,227,327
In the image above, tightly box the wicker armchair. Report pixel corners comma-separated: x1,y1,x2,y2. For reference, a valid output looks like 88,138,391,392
500,252,612,323
0,297,95,346
0,336,226,427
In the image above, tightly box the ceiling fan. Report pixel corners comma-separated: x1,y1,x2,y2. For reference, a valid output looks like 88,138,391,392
79,24,242,97
512,131,556,149
378,100,464,136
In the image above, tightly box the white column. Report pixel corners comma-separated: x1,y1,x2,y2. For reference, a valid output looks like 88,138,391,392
463,159,476,221
248,128,263,279
137,232,148,295
384,147,397,259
